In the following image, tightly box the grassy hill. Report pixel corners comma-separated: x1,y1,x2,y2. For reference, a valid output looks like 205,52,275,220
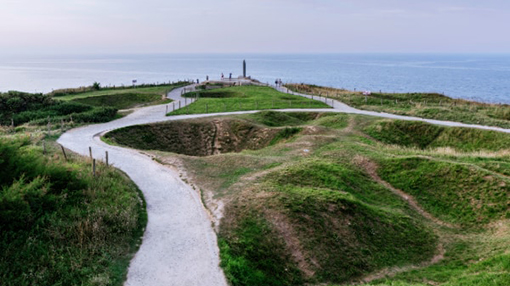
286,83,510,129
104,110,510,285
167,85,331,115
0,135,146,286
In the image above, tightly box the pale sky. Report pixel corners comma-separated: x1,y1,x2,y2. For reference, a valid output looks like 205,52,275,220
1,0,509,54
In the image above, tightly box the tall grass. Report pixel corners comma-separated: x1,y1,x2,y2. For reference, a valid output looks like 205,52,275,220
0,137,146,285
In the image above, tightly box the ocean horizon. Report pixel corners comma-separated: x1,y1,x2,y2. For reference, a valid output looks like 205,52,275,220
1,53,509,104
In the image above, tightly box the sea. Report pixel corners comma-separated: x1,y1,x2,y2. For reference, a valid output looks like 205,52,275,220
0,53,509,104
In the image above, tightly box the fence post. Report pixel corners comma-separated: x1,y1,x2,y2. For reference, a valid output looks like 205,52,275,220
92,159,96,176
60,145,68,161
105,151,109,166
89,147,93,160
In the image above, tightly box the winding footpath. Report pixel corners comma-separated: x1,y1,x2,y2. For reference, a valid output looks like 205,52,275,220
58,82,510,286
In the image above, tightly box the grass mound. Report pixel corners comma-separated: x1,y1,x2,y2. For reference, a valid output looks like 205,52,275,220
0,137,146,285
104,118,302,156
378,157,510,225
365,120,510,151
168,86,330,115
219,159,437,285
72,92,170,110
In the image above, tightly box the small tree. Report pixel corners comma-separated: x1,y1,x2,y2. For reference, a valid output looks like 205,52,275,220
92,82,101,90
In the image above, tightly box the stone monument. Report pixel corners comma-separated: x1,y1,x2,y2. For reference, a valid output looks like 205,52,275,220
243,60,246,78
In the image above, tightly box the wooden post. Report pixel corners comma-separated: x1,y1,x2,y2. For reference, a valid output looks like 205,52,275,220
92,159,96,176
60,145,68,161
105,151,109,166
89,147,93,160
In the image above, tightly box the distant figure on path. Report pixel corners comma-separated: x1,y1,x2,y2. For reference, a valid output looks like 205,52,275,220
221,73,224,80
229,73,232,80
206,75,209,81
196,79,199,84
275,79,278,86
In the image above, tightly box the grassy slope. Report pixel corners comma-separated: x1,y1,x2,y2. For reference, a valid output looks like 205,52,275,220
150,112,508,286
167,85,331,115
56,84,184,101
72,93,171,110
286,83,510,129
0,135,146,285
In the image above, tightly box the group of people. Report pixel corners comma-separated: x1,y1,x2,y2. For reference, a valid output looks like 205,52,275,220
220,73,233,80
275,79,283,86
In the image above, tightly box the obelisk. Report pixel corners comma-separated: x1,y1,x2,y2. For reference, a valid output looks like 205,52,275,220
243,60,246,78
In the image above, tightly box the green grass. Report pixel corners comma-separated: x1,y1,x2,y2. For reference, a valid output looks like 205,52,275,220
365,120,510,151
100,110,510,286
72,92,172,110
219,214,304,286
0,136,146,285
167,86,331,115
378,157,510,225
55,83,186,101
286,83,510,129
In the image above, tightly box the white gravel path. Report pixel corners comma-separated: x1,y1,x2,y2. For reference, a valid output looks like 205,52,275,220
57,82,510,286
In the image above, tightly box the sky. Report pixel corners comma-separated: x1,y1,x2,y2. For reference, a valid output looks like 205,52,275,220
1,0,509,54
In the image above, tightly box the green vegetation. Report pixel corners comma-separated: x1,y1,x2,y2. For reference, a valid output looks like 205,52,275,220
1,83,186,127
72,92,171,110
286,83,510,129
0,91,117,126
379,157,509,225
104,117,302,157
364,120,510,151
0,136,146,285
113,111,510,286
167,85,331,115
51,82,187,101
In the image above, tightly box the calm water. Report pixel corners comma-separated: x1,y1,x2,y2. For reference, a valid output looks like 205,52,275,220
0,53,509,104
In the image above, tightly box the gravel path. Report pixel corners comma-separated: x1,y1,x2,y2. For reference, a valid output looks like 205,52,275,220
57,82,510,286
58,86,228,286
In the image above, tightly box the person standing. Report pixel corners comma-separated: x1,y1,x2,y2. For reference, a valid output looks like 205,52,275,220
221,73,224,80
